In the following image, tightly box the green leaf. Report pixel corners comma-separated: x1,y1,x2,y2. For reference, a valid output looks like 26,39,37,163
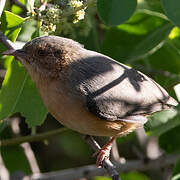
174,84,180,102
172,174,180,180
0,59,48,127
11,0,25,14
93,172,150,180
0,121,7,134
159,125,180,153
120,172,150,180
172,159,180,180
161,0,180,28
97,0,137,26
101,12,172,63
1,146,31,174
145,107,180,136
0,11,48,127
57,131,92,160
93,177,111,180
143,0,163,13
0,11,24,42
0,128,32,174
147,42,180,74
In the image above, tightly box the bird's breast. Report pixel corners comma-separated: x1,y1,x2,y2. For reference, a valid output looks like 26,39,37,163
36,80,140,137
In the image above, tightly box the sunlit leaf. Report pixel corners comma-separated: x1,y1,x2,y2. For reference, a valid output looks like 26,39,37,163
0,11,48,127
0,11,24,42
145,107,180,136
0,60,48,127
101,12,172,63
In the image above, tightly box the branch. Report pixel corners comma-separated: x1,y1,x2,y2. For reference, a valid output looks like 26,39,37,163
0,128,68,146
84,136,120,180
28,154,180,180
0,30,15,50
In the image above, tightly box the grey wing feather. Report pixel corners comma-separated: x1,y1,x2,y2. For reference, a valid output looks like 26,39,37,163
67,50,178,124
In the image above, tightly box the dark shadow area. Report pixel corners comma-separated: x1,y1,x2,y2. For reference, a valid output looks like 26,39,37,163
65,54,175,122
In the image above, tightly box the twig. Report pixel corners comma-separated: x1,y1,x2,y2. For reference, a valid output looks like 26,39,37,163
28,154,180,180
11,117,40,173
84,135,120,180
0,30,15,49
0,127,68,146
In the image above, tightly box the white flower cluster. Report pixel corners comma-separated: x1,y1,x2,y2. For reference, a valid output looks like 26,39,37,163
34,0,89,35
40,5,62,33
68,0,86,23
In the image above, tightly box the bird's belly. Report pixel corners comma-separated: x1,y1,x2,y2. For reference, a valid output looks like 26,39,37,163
38,83,140,137
50,103,140,137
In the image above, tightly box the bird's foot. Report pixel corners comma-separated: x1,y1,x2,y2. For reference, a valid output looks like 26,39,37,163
93,137,115,168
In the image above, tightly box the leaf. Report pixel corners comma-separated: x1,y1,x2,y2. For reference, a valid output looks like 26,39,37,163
120,172,150,180
159,125,180,153
174,84,180,102
147,42,180,74
101,12,173,63
0,60,48,127
0,128,31,174
172,159,180,180
97,0,137,26
11,0,25,14
0,121,7,134
143,0,163,13
0,11,48,127
161,0,180,28
1,146,31,174
93,172,150,180
145,107,180,136
93,177,111,180
0,11,24,42
57,131,92,160
172,174,180,180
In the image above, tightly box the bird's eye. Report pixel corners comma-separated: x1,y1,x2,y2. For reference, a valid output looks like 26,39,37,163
37,49,46,57
54,51,61,57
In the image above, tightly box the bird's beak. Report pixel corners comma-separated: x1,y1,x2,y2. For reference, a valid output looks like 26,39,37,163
2,49,26,58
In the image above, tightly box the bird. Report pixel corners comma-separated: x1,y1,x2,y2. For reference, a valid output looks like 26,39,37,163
3,35,178,167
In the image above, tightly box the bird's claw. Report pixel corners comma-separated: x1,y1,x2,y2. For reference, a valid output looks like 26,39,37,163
93,147,111,168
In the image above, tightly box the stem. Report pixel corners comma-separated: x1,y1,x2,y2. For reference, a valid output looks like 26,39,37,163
0,127,68,146
29,154,180,180
0,30,15,49
84,136,121,180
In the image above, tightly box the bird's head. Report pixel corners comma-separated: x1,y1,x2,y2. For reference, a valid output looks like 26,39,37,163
3,36,83,79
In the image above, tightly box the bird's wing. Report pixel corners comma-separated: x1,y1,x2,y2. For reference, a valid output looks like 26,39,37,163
69,50,178,124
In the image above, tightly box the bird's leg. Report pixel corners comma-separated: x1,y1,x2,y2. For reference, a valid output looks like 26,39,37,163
93,137,115,168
